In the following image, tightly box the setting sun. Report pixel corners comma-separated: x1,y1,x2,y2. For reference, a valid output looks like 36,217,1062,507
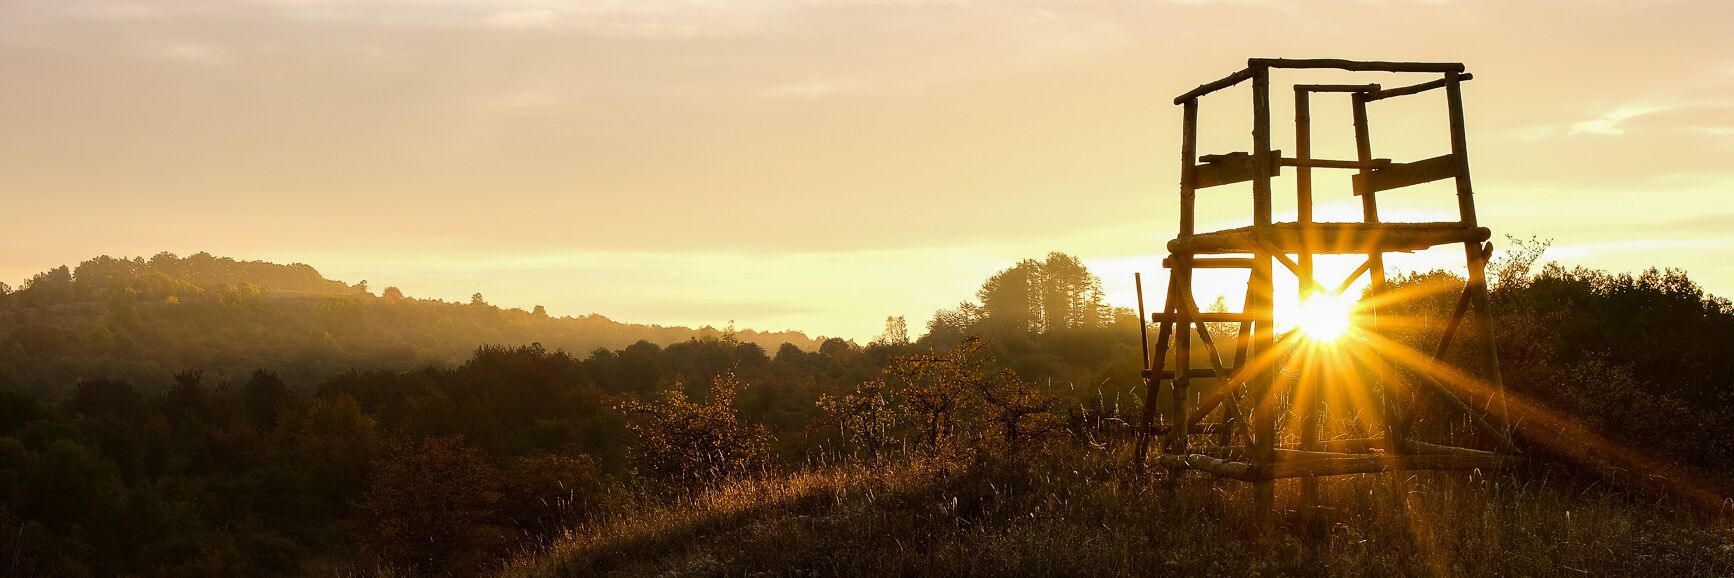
1293,293,1356,342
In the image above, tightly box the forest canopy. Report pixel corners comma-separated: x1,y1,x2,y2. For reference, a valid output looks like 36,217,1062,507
0,252,820,396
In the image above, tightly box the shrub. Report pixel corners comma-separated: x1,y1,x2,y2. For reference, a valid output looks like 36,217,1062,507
618,373,774,491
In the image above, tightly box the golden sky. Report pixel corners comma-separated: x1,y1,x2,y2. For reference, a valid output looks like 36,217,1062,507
2,0,1732,340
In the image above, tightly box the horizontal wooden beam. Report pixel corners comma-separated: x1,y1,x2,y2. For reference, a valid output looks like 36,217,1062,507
1173,67,1255,104
1169,222,1490,255
1279,157,1391,170
1195,150,1282,189
1152,312,1257,323
1353,154,1460,195
1365,73,1474,102
1162,256,1254,269
1262,454,1509,480
1157,453,1259,482
1248,58,1466,73
1142,367,1220,380
1296,83,1381,93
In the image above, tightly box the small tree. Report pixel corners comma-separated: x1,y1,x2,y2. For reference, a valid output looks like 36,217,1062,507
362,436,504,573
886,337,1062,456
816,379,895,458
870,316,910,347
618,373,773,490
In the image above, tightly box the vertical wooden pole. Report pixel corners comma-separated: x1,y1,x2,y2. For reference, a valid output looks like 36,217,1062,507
1249,64,1277,512
1166,98,1200,461
1444,71,1510,432
1352,92,1406,452
1294,88,1321,508
1168,265,1193,457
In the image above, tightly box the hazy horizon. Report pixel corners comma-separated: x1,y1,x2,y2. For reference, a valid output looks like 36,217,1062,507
5,0,1732,340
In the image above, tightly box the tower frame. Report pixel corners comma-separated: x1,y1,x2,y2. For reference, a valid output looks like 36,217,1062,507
1131,58,1519,510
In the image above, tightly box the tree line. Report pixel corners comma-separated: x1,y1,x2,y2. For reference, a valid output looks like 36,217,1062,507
0,246,1731,574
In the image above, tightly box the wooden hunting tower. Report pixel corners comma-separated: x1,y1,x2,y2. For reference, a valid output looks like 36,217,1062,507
1132,58,1518,509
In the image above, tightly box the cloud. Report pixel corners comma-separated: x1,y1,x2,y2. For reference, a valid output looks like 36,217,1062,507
484,8,561,30
153,41,233,66
756,77,857,99
1570,105,1660,136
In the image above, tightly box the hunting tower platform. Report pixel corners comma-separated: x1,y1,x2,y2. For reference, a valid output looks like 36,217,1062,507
1132,58,1518,509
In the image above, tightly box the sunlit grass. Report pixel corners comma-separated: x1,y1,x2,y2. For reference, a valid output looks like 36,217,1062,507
499,451,1734,578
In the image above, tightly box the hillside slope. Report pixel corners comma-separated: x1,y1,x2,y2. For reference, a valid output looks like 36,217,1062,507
0,252,820,395
502,453,1734,577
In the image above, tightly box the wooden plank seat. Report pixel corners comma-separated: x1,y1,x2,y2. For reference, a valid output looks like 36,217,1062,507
1167,221,1490,255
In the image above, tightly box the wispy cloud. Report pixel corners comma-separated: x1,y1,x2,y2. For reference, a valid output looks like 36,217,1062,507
1570,105,1660,136
756,77,857,99
152,41,233,66
484,8,561,30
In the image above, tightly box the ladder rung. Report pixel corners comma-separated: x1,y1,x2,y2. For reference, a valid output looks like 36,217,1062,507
1152,312,1256,323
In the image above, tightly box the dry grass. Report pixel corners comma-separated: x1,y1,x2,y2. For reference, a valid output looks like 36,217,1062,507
501,451,1734,577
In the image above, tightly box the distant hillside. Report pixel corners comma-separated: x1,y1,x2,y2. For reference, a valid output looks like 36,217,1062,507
0,252,822,396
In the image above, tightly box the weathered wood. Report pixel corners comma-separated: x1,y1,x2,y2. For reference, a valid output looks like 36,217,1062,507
1248,57,1465,73
1351,93,1387,289
1328,261,1370,297
1297,81,1319,510
1173,67,1255,104
1249,64,1277,512
1157,453,1260,482
1295,89,1315,229
1446,70,1511,433
1358,337,1521,454
1185,292,1254,447
1184,287,1259,435
1347,91,1407,455
1195,150,1282,189
1143,367,1219,380
1167,222,1491,255
1295,83,1381,93
1136,272,1150,398
1365,73,1473,102
1141,59,1516,492
1168,255,1194,456
1432,281,1473,361
1255,240,1328,295
1263,454,1508,480
1194,441,1494,460
1132,274,1179,473
1352,154,1460,195
1153,311,1256,323
1181,100,1199,236
1279,157,1391,169
1163,256,1254,269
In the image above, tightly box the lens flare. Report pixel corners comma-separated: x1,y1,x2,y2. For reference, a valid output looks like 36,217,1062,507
1295,293,1354,342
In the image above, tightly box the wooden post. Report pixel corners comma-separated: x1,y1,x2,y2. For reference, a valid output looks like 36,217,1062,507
1166,98,1200,462
1169,263,1194,458
1352,92,1408,454
1444,71,1511,433
1294,87,1322,509
1249,64,1277,512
